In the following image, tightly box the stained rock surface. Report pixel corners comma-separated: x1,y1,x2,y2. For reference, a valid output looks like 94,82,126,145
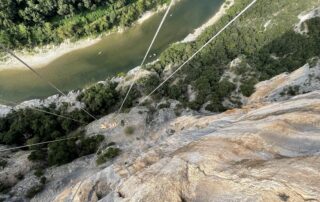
52,89,320,202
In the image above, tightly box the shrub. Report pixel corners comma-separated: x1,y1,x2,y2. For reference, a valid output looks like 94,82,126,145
120,85,141,111
96,155,106,166
308,57,319,67
48,139,78,166
280,85,300,97
77,134,105,157
240,78,257,97
28,150,47,162
77,82,119,115
278,193,290,201
34,169,44,178
0,159,7,169
15,173,24,180
40,177,47,185
287,86,300,96
107,142,116,147
205,102,226,112
138,74,161,95
96,147,121,165
0,106,86,147
26,184,44,199
48,134,104,166
124,126,135,135
0,182,11,194
205,95,226,112
173,103,184,117
117,72,126,77
158,102,170,109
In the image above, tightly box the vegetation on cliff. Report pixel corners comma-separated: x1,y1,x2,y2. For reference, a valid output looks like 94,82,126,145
0,105,103,166
1,0,320,169
79,0,320,111
139,0,320,110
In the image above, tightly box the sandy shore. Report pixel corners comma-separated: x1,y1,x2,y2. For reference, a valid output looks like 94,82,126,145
0,38,103,71
181,0,235,43
0,1,176,71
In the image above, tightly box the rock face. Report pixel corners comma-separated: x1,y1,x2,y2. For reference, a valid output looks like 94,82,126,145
2,61,320,201
249,59,320,104
50,90,320,201
0,90,83,118
112,92,320,202
294,7,320,34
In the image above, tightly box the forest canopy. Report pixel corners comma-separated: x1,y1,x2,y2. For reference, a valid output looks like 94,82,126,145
0,0,168,49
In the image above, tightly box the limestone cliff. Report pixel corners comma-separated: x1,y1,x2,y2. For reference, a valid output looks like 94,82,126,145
45,63,320,202
2,59,320,202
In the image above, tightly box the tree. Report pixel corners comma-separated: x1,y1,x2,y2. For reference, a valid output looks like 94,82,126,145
77,82,119,115
48,139,78,166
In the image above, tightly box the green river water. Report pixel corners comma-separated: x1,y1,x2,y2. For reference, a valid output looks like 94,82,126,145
0,0,223,102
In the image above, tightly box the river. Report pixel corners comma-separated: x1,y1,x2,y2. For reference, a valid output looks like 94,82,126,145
0,0,224,103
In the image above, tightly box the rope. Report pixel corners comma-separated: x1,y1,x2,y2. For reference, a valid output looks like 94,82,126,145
0,0,258,199
71,1,175,200
117,0,174,114
0,98,88,124
140,0,258,104
0,43,98,121
0,136,78,152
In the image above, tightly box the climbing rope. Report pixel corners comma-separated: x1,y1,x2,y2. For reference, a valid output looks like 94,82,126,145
0,98,88,124
0,0,258,199
117,0,175,114
0,44,98,121
0,136,78,153
71,1,176,200
70,0,258,200
140,0,258,103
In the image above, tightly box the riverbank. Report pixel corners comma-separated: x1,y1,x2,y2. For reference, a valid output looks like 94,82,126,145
0,0,227,103
0,1,175,71
181,0,235,43
0,38,103,71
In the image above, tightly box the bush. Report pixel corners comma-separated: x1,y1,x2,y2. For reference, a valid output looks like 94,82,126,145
0,106,86,147
96,147,121,165
78,82,119,115
119,85,141,110
15,173,24,180
48,139,78,166
138,74,161,95
158,102,171,109
280,85,300,97
174,104,183,116
48,134,104,166
77,134,105,157
0,159,7,169
308,57,319,67
278,193,290,201
205,100,226,112
287,86,300,96
0,182,11,194
96,155,106,166
28,150,47,162
107,142,116,147
117,72,126,77
34,169,44,178
240,78,257,97
40,177,47,185
26,184,44,199
124,126,135,135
